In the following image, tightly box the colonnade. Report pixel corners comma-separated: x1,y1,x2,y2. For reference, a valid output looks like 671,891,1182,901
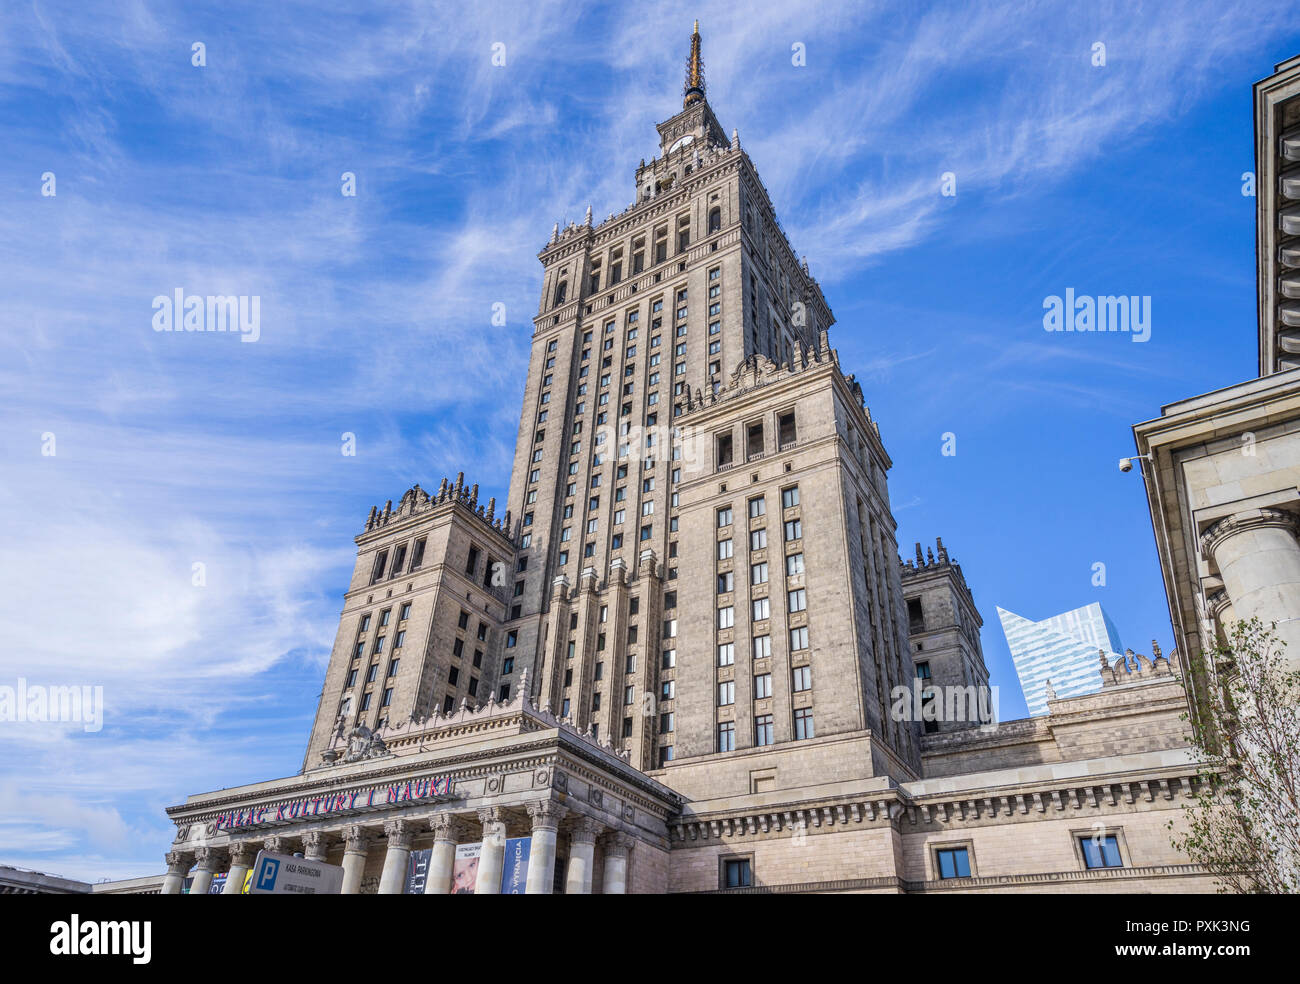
162,801,633,895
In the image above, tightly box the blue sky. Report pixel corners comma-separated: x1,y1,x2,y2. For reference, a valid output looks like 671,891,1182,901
1,1,1298,882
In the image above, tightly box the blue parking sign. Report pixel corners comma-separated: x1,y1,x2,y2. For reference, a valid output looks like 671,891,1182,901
255,856,280,892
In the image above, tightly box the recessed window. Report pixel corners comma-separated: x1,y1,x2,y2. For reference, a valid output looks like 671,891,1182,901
936,848,971,880
1080,836,1124,869
722,858,751,889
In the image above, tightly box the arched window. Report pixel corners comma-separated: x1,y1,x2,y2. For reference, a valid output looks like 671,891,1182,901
554,280,567,305
708,207,721,234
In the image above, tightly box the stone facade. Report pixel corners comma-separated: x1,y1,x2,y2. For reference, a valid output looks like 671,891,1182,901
1134,54,1300,728
156,26,1244,895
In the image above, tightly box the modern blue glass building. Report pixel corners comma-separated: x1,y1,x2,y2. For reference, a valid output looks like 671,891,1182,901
997,603,1125,716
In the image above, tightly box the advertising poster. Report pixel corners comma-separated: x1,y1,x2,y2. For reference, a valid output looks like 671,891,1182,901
451,842,480,894
405,848,431,895
499,837,532,894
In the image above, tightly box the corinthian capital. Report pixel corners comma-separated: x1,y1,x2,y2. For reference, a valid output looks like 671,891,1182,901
526,800,567,831
1201,507,1300,557
384,819,414,849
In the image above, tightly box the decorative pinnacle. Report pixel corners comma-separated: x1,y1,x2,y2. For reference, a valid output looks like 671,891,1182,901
684,20,705,107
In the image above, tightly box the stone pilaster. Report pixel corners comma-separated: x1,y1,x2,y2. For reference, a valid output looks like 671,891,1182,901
564,816,603,894
189,847,219,896
161,850,193,895
340,825,369,895
601,831,634,894
223,842,255,895
426,812,465,895
524,800,567,894
475,807,506,895
1201,507,1300,670
378,819,415,895
301,830,328,862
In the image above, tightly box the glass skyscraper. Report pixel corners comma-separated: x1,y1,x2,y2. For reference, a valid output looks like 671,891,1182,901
997,603,1125,716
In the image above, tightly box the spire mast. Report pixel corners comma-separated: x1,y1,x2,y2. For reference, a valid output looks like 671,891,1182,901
684,20,705,107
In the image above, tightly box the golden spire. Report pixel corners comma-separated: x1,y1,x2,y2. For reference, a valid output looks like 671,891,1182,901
684,20,705,108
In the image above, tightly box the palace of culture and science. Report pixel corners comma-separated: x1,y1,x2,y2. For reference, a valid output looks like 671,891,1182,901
152,28,1300,895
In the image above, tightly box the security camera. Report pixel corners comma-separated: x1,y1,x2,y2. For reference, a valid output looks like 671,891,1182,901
1118,454,1150,474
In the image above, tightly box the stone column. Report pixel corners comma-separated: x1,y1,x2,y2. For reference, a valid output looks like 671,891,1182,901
474,807,507,895
426,813,463,895
377,819,415,895
189,847,219,896
601,832,633,894
301,831,327,863
564,817,602,894
262,835,287,856
1201,508,1300,670
524,801,567,894
340,825,369,895
161,850,193,895
223,842,254,895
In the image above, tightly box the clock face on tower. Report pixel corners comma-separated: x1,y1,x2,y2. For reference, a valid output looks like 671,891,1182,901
667,133,695,154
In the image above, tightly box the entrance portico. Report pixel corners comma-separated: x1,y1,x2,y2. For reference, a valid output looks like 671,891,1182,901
164,687,679,894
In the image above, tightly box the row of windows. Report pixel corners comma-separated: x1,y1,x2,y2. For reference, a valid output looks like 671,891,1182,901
719,835,1128,890
368,539,426,585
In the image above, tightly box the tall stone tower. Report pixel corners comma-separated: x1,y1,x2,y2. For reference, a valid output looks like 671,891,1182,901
503,24,921,783
303,24,923,786
900,538,990,733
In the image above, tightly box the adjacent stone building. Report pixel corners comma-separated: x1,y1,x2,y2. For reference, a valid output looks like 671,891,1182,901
1133,54,1300,728
159,25,1247,895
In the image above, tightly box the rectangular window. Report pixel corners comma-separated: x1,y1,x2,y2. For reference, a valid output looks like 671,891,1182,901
659,712,674,734
661,680,675,700
624,686,635,705
748,496,766,518
717,570,734,593
717,539,733,560
717,722,736,752
792,665,812,692
784,518,802,542
750,528,767,550
717,642,734,666
717,506,733,528
755,714,774,746
752,597,770,621
723,858,752,888
753,635,771,660
778,411,797,448
936,848,971,880
662,648,676,669
718,606,735,629
794,707,814,740
716,432,733,468
750,562,768,585
746,422,763,459
789,626,809,651
1080,836,1123,869
785,553,805,576
718,681,735,706
782,486,800,509
788,588,807,613
754,673,772,699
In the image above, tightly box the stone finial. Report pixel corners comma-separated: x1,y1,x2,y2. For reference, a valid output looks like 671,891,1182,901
1044,679,1057,701
486,497,496,522
469,483,479,508
731,127,739,149
926,547,935,565
584,205,593,226
366,505,377,529
550,223,559,244
455,472,464,494
1151,640,1162,662
936,537,948,564
915,542,924,566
